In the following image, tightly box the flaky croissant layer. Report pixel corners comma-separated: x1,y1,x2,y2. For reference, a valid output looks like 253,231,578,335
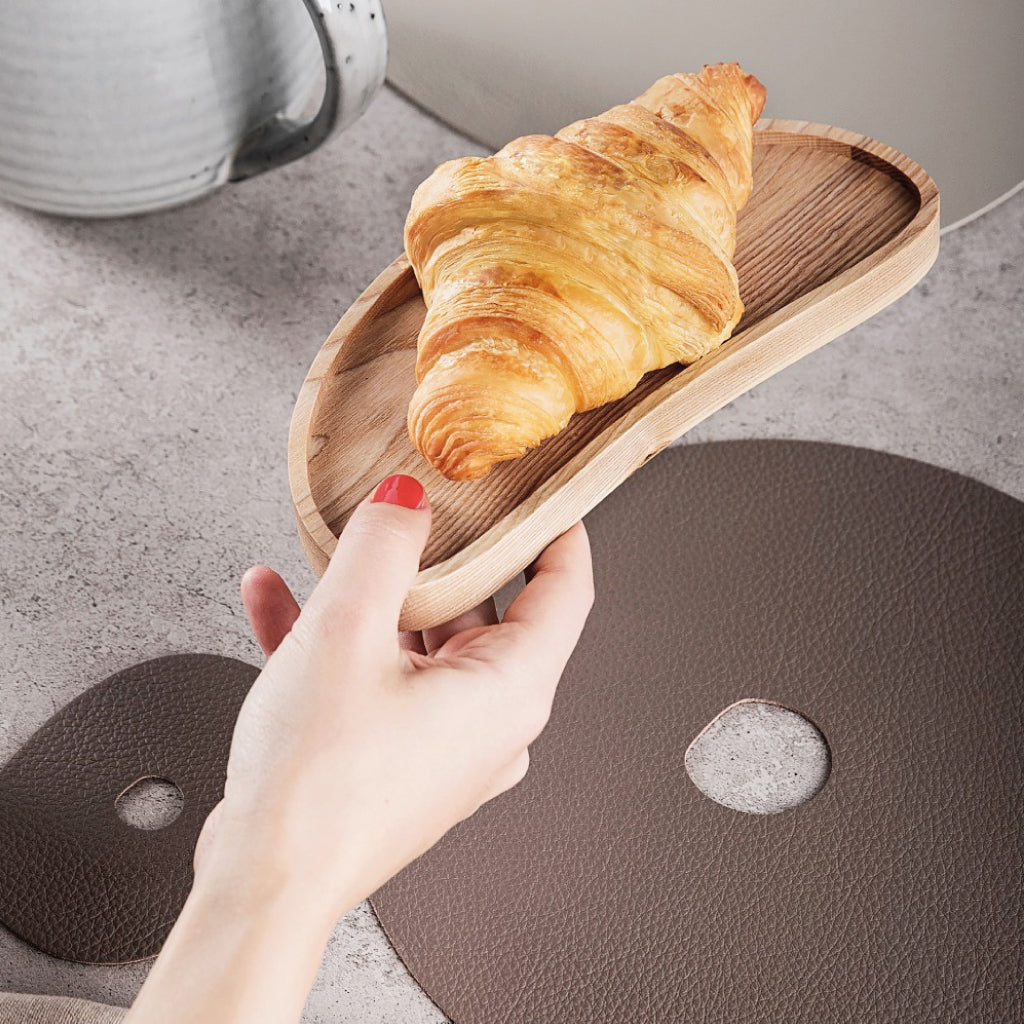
406,62,767,481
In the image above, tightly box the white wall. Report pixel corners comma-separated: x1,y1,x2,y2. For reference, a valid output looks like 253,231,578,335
385,0,1024,225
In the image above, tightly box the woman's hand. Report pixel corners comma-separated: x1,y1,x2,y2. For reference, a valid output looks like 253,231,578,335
126,474,593,1024
204,473,593,916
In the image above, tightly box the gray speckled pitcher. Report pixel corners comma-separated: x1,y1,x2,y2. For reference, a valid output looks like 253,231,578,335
0,0,386,216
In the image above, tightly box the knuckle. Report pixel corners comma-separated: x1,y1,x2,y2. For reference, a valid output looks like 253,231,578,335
491,667,558,745
517,691,553,742
333,598,379,634
293,598,377,651
493,750,530,797
512,749,530,784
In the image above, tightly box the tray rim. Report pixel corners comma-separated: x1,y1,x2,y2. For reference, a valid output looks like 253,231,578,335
288,118,940,629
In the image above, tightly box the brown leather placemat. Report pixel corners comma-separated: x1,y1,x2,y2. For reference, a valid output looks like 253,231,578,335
371,440,1024,1024
0,655,258,964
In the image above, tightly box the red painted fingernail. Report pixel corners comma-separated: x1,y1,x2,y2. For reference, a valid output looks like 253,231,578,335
371,474,427,509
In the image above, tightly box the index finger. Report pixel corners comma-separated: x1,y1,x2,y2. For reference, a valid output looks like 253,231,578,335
501,522,594,682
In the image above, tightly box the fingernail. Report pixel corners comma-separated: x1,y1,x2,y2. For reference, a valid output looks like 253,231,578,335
371,474,427,510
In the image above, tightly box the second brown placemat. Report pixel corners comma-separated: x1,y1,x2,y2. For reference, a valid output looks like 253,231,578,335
371,440,1024,1024
0,654,258,964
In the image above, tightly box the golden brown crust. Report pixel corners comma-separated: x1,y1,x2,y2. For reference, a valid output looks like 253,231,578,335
405,63,766,481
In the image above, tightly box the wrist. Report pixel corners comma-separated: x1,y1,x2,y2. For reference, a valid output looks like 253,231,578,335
193,838,345,940
192,806,368,929
126,852,335,1024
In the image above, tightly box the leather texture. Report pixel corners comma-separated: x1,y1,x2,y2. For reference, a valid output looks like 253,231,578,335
371,439,1024,1024
0,655,258,964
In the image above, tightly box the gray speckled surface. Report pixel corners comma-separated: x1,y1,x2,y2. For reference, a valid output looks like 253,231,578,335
684,701,831,816
0,83,1021,1019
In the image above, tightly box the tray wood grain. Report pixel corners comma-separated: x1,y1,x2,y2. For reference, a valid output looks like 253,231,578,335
289,119,939,629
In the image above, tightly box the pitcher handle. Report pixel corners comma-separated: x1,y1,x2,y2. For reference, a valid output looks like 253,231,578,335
229,0,387,181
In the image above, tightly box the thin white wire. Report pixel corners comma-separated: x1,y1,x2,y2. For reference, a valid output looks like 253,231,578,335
940,178,1024,235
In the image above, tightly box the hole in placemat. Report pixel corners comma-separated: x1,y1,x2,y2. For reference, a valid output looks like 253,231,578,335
685,699,831,814
115,776,184,830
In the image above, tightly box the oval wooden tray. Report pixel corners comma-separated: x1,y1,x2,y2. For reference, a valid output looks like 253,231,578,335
289,119,939,630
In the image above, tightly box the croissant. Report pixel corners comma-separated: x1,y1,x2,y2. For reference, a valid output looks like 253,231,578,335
405,62,766,481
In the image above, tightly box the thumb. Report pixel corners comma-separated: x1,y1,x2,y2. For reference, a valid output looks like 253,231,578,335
304,474,431,641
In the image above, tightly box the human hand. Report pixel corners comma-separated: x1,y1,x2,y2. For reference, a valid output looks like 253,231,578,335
198,474,593,923
127,474,592,1024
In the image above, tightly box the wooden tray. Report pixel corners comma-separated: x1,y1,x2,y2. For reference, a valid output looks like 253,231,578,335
288,119,939,630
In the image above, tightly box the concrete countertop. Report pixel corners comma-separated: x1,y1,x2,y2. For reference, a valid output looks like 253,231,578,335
1,85,1021,1020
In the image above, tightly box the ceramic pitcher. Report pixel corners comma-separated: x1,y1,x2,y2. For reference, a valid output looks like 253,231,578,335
0,0,387,216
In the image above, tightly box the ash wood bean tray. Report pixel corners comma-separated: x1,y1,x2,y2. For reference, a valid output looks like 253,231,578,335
289,119,940,629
